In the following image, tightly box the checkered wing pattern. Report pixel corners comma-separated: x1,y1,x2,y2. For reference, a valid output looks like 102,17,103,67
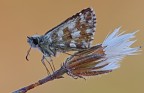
44,8,96,52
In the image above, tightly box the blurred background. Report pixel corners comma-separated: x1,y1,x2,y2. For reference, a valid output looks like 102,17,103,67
0,0,144,93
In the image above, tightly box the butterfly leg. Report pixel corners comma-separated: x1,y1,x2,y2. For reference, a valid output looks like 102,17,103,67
41,56,50,75
43,56,54,73
49,57,55,71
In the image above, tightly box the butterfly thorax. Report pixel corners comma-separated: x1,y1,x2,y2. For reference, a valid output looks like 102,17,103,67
37,36,57,57
27,35,56,57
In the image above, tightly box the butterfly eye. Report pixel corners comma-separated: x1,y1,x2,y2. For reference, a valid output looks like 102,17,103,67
33,38,38,45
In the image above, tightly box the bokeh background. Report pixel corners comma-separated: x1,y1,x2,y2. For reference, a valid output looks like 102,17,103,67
0,0,144,93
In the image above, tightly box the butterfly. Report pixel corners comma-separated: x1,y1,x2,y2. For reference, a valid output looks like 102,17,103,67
26,8,96,73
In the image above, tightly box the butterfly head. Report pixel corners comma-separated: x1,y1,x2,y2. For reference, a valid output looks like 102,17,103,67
27,35,41,48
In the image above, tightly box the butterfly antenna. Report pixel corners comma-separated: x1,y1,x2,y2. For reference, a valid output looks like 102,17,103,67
26,47,32,61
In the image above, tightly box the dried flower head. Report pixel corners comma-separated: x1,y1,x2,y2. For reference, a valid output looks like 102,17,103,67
63,27,140,78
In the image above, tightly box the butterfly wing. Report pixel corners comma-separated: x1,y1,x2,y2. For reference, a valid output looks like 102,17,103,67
44,8,96,52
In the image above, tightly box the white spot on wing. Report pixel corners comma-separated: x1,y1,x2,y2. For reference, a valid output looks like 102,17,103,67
91,36,94,40
48,37,53,42
71,31,81,38
68,22,76,30
88,20,92,23
86,29,93,33
59,44,65,47
70,43,76,47
81,40,88,48
71,40,76,43
93,15,96,19
58,30,64,37
80,14,84,21
59,37,63,40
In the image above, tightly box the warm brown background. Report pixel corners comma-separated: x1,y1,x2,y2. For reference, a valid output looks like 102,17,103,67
0,0,144,93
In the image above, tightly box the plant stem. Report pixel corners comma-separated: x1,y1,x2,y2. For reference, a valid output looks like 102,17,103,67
12,66,68,93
